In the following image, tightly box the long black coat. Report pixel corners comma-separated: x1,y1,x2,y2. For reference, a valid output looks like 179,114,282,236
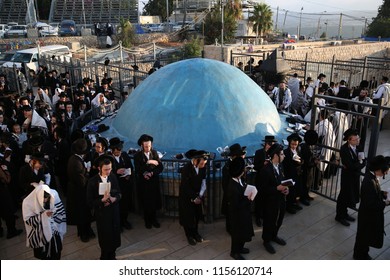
87,173,121,252
227,179,254,242
133,150,163,211
355,172,386,248
179,162,205,228
340,143,365,208
66,154,90,225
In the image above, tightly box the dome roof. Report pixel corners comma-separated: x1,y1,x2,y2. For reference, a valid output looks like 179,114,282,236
113,58,281,154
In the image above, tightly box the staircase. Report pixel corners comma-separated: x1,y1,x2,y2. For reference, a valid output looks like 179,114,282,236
49,0,139,24
0,0,28,24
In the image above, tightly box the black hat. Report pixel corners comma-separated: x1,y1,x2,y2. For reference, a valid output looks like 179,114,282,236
28,135,44,147
109,137,123,150
287,133,302,143
185,149,210,159
262,135,278,143
229,157,246,178
94,154,115,167
96,124,110,133
22,105,32,111
369,155,390,172
267,143,284,158
27,127,42,138
72,138,88,154
58,92,67,98
70,129,85,143
31,152,46,162
343,128,358,141
77,83,85,89
227,143,247,157
96,137,109,150
304,130,319,145
137,134,153,146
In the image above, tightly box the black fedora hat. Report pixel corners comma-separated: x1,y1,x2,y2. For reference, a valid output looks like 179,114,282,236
343,128,358,141
72,138,88,154
28,135,44,147
262,135,278,143
21,105,32,111
227,143,247,157
96,137,109,150
96,124,110,133
31,152,46,163
109,137,124,150
304,130,319,145
369,155,390,172
137,134,153,146
229,157,246,178
94,154,115,168
267,143,284,158
287,133,302,143
27,127,42,138
184,149,210,159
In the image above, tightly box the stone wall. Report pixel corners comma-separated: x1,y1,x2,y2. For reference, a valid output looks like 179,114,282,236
204,41,390,64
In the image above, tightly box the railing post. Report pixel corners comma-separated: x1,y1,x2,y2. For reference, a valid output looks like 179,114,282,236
367,98,382,164
330,54,335,83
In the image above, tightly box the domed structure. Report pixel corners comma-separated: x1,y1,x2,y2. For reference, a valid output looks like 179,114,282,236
113,58,282,154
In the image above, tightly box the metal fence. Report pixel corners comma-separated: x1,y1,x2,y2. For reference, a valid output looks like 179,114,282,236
230,50,390,89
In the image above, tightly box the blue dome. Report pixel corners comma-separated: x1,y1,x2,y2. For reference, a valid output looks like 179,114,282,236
113,58,282,154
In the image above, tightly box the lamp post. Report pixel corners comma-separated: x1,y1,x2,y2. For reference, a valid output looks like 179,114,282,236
298,7,303,40
316,11,326,38
221,0,224,61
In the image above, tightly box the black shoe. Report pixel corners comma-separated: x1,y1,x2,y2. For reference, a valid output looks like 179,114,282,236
335,217,350,226
300,199,310,206
145,223,152,229
255,218,262,227
292,203,303,210
80,235,90,242
240,247,250,254
353,253,372,260
272,236,286,246
187,236,197,246
6,229,22,239
264,242,276,254
345,215,355,222
152,221,161,228
194,233,204,243
230,253,245,260
122,221,133,230
286,207,297,214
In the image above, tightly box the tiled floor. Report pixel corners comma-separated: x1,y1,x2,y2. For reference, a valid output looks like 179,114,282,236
1,129,389,260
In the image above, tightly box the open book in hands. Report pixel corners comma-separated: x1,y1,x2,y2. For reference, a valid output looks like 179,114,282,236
244,184,258,201
281,179,295,187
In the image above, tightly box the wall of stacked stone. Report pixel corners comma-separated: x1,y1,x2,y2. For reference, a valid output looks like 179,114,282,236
204,42,390,64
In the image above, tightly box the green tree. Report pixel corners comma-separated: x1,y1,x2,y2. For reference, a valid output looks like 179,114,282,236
116,18,135,48
182,37,203,57
203,1,238,45
143,0,174,22
248,3,273,39
366,0,390,37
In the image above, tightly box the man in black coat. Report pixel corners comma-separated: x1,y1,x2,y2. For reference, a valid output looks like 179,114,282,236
133,134,163,229
179,149,209,246
335,80,351,111
336,129,366,226
87,155,121,260
227,157,254,260
353,155,390,260
259,144,289,254
108,137,134,231
253,135,278,227
66,138,94,242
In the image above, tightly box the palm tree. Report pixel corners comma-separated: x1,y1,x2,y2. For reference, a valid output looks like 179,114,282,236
248,3,273,41
226,0,242,20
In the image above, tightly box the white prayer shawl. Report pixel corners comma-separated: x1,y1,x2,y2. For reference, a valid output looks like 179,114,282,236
91,93,108,107
34,92,53,109
315,118,336,171
331,111,350,150
22,184,66,249
31,109,48,131
52,88,63,107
